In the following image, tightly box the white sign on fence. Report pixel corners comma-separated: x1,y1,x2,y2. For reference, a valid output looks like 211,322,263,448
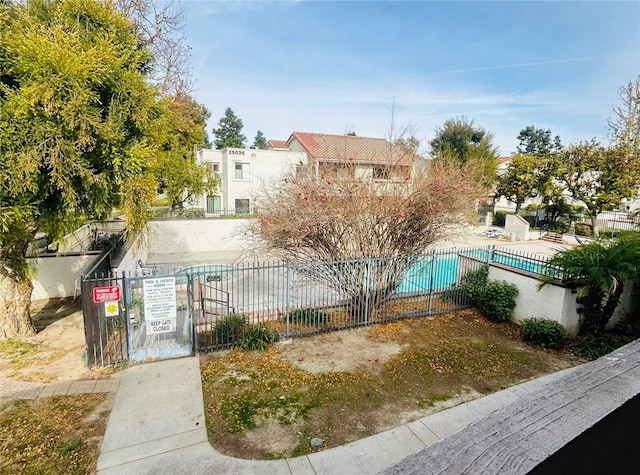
143,277,177,334
146,318,176,334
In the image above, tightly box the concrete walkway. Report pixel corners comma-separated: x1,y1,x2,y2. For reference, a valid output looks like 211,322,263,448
96,356,578,475
0,374,120,401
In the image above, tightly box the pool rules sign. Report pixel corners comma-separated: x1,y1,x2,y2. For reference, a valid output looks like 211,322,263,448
143,277,177,334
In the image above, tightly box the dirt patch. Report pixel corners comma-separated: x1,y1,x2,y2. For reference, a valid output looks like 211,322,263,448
201,309,585,460
0,298,92,383
276,326,407,374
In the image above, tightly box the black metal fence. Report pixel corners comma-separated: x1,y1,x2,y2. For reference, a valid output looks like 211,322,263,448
81,245,564,365
81,272,128,368
181,246,563,352
81,249,128,368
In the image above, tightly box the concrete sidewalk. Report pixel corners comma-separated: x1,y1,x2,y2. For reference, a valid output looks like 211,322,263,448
97,356,577,475
0,374,120,401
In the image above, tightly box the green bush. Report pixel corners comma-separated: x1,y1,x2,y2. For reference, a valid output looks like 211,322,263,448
492,211,507,226
550,219,570,233
569,333,631,361
600,228,623,239
240,325,275,351
214,313,248,345
285,307,330,325
521,318,568,349
574,222,592,237
475,280,519,322
180,208,206,218
442,266,488,304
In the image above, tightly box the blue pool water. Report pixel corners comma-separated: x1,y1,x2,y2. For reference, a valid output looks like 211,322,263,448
396,250,552,293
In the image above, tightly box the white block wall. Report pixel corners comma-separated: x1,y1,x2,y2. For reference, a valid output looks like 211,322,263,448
488,265,581,335
29,254,99,301
147,219,255,254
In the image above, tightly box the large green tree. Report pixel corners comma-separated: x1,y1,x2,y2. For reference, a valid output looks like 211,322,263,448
516,125,563,157
0,0,159,337
152,93,219,209
252,130,267,150
212,107,246,149
495,154,541,213
496,126,564,213
430,116,499,186
556,141,639,237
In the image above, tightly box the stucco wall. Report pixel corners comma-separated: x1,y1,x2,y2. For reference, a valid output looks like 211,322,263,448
29,254,100,301
112,231,149,277
147,219,254,254
488,265,581,335
504,213,531,241
196,147,307,213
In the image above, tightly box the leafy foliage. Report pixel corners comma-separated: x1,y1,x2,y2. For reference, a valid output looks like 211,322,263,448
152,94,219,209
496,154,558,213
252,130,267,150
516,125,563,156
214,313,248,346
574,222,593,237
240,325,276,351
212,107,247,149
286,307,330,326
442,266,488,305
569,333,633,361
521,318,568,349
429,116,499,186
556,141,640,237
475,280,519,322
492,211,507,226
543,232,640,334
0,0,178,336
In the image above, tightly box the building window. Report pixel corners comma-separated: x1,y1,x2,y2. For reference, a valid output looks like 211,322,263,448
204,162,220,173
319,163,354,180
235,199,250,214
372,166,390,180
234,162,250,180
206,196,221,214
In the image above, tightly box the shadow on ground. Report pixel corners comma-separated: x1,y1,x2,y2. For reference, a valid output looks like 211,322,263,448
31,297,82,332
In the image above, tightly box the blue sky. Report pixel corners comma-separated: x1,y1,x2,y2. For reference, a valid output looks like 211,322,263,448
184,1,640,155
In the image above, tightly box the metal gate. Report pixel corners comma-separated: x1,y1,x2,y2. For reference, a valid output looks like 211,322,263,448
125,274,193,363
82,270,194,367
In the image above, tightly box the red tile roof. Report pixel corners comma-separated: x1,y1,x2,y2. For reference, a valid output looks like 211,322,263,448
267,140,288,150
286,132,414,165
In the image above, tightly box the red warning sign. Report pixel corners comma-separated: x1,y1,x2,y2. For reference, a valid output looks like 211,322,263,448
93,286,121,303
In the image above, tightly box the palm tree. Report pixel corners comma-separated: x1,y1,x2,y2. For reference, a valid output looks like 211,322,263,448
543,232,640,334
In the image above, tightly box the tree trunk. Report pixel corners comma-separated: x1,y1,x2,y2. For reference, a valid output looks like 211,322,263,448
591,215,600,238
515,201,522,214
0,272,36,338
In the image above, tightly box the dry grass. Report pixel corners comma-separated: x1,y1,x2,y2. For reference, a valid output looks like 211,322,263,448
200,309,582,460
0,394,110,474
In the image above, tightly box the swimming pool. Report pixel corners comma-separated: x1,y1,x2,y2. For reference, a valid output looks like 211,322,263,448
396,249,554,294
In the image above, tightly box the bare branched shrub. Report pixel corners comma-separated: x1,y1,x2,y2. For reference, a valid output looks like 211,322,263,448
251,157,487,321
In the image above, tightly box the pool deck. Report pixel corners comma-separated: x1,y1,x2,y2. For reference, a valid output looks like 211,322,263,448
147,230,577,269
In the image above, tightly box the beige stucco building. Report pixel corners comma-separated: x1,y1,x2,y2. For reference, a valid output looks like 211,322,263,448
194,132,417,216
